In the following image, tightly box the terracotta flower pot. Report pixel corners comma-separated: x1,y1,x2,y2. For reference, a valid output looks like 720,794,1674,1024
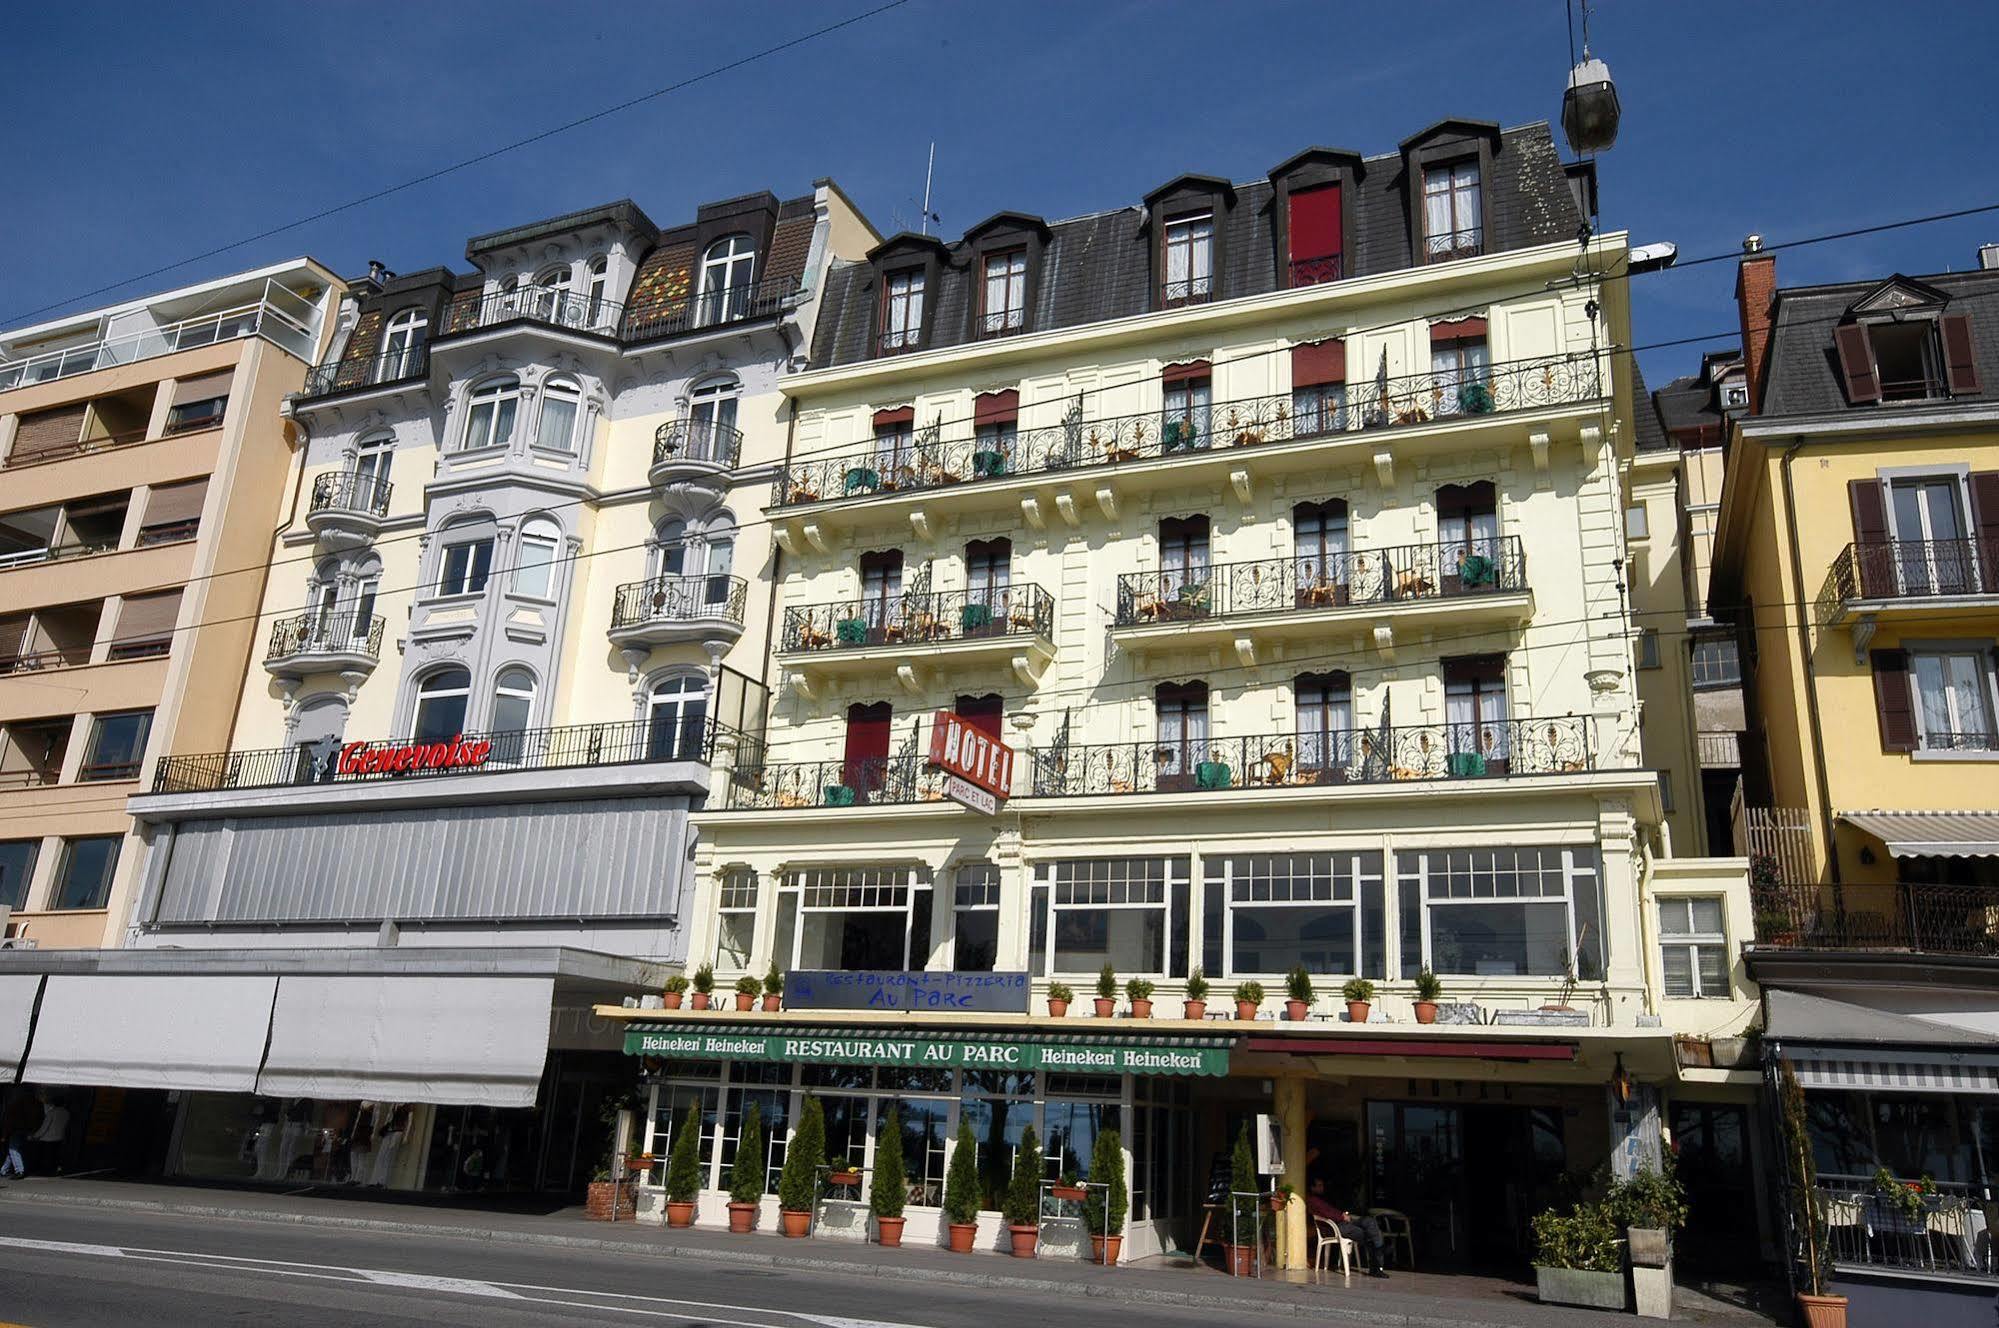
947,1222,977,1253
875,1215,905,1247
691,992,712,1011
1130,998,1152,1018
1091,1233,1123,1265
1183,999,1207,1020
727,1201,757,1233
1235,1000,1259,1021
1345,1000,1370,1023
1093,996,1116,1018
761,993,781,1012
662,991,684,1010
1008,1223,1039,1258
1050,1184,1088,1203
780,1209,812,1238
665,1200,695,1228
1797,1293,1849,1328
1047,998,1069,1017
1226,1242,1256,1276
734,992,755,1011
1285,999,1309,1021
1413,1000,1439,1024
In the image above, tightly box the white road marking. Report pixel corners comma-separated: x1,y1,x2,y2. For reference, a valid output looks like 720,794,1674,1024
0,1235,940,1328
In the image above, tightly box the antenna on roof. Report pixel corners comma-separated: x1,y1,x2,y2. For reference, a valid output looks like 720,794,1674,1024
917,142,941,236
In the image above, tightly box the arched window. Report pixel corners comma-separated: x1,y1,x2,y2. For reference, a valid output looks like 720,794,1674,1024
488,666,537,763
687,376,740,461
585,256,609,326
653,518,688,579
461,377,519,451
514,516,562,599
353,430,393,487
381,308,427,380
697,235,756,324
535,375,581,453
531,265,572,322
700,513,736,607
411,667,471,743
647,674,708,761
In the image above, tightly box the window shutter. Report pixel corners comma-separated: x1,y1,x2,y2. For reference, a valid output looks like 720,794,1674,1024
0,616,27,663
973,390,1019,426
1870,649,1917,752
1430,316,1489,345
1940,313,1981,395
143,479,208,528
113,590,183,644
954,693,1005,740
871,406,914,430
1847,478,1889,543
1833,323,1882,404
9,403,89,462
1287,184,1342,261
843,701,893,765
1161,359,1212,385
170,371,234,406
1291,340,1346,388
1971,472,1999,588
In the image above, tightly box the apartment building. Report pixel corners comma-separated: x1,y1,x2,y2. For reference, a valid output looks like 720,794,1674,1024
0,261,341,948
605,121,1760,1274
0,185,878,1195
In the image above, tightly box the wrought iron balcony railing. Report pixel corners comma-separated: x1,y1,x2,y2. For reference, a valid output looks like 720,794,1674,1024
1113,538,1526,627
653,417,743,471
1288,254,1344,287
623,276,796,344
717,753,948,810
1028,717,1593,797
1752,879,1999,954
300,343,430,399
781,584,1054,653
266,612,384,664
1815,1175,1995,1281
610,574,748,631
778,352,1602,505
444,288,623,340
1424,227,1484,264
1159,277,1214,308
1817,538,1999,623
308,470,394,519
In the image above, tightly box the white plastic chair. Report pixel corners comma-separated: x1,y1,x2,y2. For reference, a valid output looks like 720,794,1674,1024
1313,1216,1354,1277
1369,1208,1415,1269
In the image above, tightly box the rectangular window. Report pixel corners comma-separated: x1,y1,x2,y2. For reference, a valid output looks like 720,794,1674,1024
0,718,70,787
881,270,925,352
715,868,759,968
1625,505,1650,539
778,867,932,971
1291,341,1347,436
1443,655,1509,774
1422,161,1482,261
1397,846,1603,979
1430,331,1492,417
1910,648,1999,752
1162,212,1213,306
980,250,1026,336
513,530,559,599
1033,857,1187,977
1161,371,1212,451
1658,896,1728,998
438,539,494,597
1206,853,1383,977
1690,637,1741,688
80,709,152,782
108,589,182,660
138,480,206,546
952,862,1001,972
164,394,228,435
51,835,121,910
0,839,38,911
1287,184,1343,286
1637,629,1662,670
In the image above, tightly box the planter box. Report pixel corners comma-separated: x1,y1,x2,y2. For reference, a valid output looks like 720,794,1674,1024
584,1180,636,1221
1535,1265,1626,1311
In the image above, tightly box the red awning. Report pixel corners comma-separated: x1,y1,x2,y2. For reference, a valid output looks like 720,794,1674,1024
973,389,1019,426
872,405,914,429
1430,316,1488,343
1161,359,1212,385
1292,339,1346,387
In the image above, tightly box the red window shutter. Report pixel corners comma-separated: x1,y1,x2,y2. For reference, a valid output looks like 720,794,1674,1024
1292,340,1346,388
1869,649,1917,752
872,406,915,430
1288,184,1342,260
844,702,893,765
1940,313,1981,394
1971,472,1999,588
1833,324,1882,404
954,693,1005,741
1161,359,1212,385
973,390,1019,426
1430,316,1489,344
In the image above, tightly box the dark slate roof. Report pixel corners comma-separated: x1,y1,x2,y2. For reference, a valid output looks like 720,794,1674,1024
1763,269,1999,416
1629,362,1671,453
465,199,658,258
811,121,1582,368
1652,370,1724,437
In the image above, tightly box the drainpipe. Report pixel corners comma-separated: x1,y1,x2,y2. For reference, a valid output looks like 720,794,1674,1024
1779,441,1844,907
763,392,794,698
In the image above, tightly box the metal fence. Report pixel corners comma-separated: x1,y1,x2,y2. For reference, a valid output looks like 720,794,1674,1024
1113,538,1526,626
300,343,430,399
715,754,948,810
266,613,385,663
610,575,748,631
653,418,744,471
308,471,394,518
1752,879,1999,954
781,584,1054,652
1818,538,1999,623
623,276,797,344
1817,1175,1996,1279
447,288,623,339
0,279,320,390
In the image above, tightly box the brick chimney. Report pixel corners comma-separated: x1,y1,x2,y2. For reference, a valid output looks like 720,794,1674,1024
1735,235,1776,415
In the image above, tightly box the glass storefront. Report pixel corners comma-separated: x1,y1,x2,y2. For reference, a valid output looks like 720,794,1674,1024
174,1095,438,1190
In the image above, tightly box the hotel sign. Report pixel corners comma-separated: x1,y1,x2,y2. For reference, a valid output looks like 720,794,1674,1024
926,711,1015,814
624,1027,1230,1077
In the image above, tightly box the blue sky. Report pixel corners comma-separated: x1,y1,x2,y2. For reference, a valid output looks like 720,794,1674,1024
7,1,1999,386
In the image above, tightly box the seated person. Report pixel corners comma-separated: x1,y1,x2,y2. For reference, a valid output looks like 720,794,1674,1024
1305,1177,1388,1277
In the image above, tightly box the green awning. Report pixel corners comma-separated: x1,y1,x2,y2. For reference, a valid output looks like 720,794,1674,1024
622,1024,1234,1077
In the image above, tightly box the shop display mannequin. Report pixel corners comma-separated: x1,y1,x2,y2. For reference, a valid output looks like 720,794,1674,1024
369,1104,411,1187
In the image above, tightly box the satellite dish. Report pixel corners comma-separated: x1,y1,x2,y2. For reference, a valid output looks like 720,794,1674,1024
1562,55,1621,155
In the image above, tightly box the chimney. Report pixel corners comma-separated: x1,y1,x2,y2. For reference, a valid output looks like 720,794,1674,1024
1735,235,1776,416
1980,243,1999,271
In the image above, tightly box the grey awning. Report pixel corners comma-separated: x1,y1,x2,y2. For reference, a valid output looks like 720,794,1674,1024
0,974,42,1083
1765,989,1996,1048
1783,1046,1999,1096
23,973,277,1092
1839,810,1999,857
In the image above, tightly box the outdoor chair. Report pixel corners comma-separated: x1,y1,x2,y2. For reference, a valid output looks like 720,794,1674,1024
1312,1216,1355,1278
1368,1208,1415,1269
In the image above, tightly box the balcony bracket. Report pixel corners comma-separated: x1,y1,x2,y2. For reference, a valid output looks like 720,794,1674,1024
1010,653,1047,688
802,523,831,555
340,668,369,701
896,663,924,696
774,523,803,557
1093,485,1119,522
1055,493,1081,528
787,668,818,702
1580,422,1604,455
1230,469,1253,507
909,508,933,542
1530,431,1552,488
1373,449,1396,499
1233,635,1256,670
1852,612,1877,665
1373,624,1396,659
1021,497,1046,531
620,646,651,682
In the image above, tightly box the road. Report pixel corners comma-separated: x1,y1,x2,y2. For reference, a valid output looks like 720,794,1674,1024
0,1204,1224,1328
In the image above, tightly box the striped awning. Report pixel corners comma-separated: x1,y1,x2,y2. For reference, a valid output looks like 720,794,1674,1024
1839,810,1999,858
1787,1047,1999,1096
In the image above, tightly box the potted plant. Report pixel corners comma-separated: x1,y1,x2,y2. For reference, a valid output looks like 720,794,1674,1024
662,974,689,1010
1094,963,1118,1017
1872,1166,1939,1220
1342,977,1374,1023
1126,978,1154,1019
944,1118,981,1253
1003,1123,1043,1258
1284,966,1314,1021
1413,968,1443,1024
1233,981,1264,1022
1607,1161,1689,1320
1084,1128,1127,1265
777,1096,823,1238
733,974,761,1012
662,1104,703,1229
1050,1172,1089,1203
761,964,783,1012
822,783,857,806
871,1107,907,1247
1531,1201,1626,1309
585,1164,634,1221
1225,1123,1259,1275
691,964,715,1011
1184,970,1209,1021
727,1103,763,1233
1046,982,1073,1017
1779,1059,1847,1327
1268,1182,1293,1215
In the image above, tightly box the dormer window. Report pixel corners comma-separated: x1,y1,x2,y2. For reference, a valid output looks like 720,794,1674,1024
1422,161,1482,262
1287,184,1343,287
698,235,757,326
881,269,925,353
1832,279,1980,406
981,250,1027,336
382,307,427,379
1163,211,1214,307
585,257,609,327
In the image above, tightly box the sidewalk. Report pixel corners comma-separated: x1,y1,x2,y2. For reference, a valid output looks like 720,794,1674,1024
0,1174,1780,1326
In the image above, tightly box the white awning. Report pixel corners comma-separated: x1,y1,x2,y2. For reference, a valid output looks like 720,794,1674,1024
22,974,277,1092
256,975,555,1108
1839,810,1999,857
1788,1047,1999,1096
0,974,43,1083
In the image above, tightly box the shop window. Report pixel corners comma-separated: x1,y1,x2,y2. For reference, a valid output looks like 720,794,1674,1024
952,862,1001,972
720,1062,791,1195
715,868,759,968
1395,846,1604,979
80,708,152,781
1031,857,1188,977
0,839,38,911
959,1069,1037,1211
644,1072,722,1190
777,866,933,971
1658,896,1727,998
51,834,120,910
1202,853,1384,979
